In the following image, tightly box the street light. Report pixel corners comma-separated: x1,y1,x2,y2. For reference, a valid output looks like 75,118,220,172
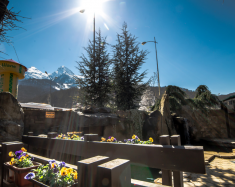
142,37,161,97
79,9,96,81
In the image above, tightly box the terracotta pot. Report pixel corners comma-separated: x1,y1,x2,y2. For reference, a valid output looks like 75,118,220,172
28,178,78,187
4,161,41,187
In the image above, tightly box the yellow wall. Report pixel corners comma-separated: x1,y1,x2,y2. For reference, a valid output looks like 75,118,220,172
0,61,26,98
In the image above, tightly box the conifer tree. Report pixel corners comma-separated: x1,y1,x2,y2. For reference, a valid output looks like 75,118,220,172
112,23,149,110
76,30,112,107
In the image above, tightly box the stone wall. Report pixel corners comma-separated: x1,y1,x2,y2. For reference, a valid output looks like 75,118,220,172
0,92,24,143
175,105,235,142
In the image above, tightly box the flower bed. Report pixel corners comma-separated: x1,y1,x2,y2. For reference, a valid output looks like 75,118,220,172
100,134,154,144
55,133,84,141
25,160,78,187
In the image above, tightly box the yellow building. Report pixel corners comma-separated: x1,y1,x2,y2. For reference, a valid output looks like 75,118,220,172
0,59,27,98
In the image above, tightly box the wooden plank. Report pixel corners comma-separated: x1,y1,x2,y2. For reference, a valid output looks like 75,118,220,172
171,135,183,187
160,135,172,186
97,158,131,187
131,179,170,187
22,136,205,173
77,155,109,187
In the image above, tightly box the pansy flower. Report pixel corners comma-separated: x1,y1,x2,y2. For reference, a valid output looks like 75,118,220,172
24,172,35,179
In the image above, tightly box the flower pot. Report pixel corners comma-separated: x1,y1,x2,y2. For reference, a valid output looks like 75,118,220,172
4,161,41,187
28,178,78,187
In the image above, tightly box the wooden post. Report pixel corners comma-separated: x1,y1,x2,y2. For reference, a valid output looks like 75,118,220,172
171,135,183,187
77,156,109,187
160,135,172,186
28,132,33,136
97,158,131,187
47,132,57,139
84,134,99,141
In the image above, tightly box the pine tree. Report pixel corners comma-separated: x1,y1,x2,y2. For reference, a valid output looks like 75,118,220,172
76,30,112,107
112,23,149,110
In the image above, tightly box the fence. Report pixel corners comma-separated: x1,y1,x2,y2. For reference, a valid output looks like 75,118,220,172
0,133,205,187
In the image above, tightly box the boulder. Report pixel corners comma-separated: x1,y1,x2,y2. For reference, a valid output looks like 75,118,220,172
97,107,111,113
159,92,177,136
81,105,98,114
0,92,24,142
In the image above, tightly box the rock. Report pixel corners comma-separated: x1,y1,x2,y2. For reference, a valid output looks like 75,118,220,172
97,107,111,113
159,91,177,136
0,92,24,142
116,110,130,118
81,106,98,113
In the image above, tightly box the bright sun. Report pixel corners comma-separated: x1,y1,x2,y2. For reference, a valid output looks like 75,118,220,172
79,0,105,18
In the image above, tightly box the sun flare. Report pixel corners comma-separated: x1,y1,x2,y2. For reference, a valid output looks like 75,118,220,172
79,0,106,18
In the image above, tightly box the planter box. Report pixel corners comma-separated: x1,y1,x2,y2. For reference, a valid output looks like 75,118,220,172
4,161,41,187
28,178,78,187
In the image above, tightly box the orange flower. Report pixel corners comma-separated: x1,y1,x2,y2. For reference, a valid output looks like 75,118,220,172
51,163,57,169
58,135,62,138
21,147,27,152
26,154,29,157
138,139,140,142
101,137,106,142
107,139,111,142
63,137,66,139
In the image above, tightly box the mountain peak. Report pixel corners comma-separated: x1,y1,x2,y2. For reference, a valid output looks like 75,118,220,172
25,67,49,80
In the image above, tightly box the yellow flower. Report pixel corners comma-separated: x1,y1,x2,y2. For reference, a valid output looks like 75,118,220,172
19,158,22,162
58,135,62,138
101,137,106,142
132,135,136,139
111,137,114,141
11,158,14,162
107,139,111,142
9,161,13,165
73,173,77,179
149,137,153,143
9,151,14,157
138,139,140,142
68,138,71,140
21,147,27,152
60,167,68,176
67,168,73,174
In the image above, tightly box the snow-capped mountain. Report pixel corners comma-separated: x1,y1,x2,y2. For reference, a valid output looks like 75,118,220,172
21,66,82,90
24,67,50,80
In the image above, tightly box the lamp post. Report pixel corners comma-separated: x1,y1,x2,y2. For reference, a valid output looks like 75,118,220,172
45,72,57,106
142,37,160,97
79,9,96,82
45,71,51,105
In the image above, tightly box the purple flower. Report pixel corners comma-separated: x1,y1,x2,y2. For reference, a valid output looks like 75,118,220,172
108,136,111,139
31,157,34,161
48,159,56,164
113,138,117,142
80,136,84,140
58,161,66,168
24,172,35,180
124,139,127,143
18,153,26,159
15,150,23,157
135,136,139,140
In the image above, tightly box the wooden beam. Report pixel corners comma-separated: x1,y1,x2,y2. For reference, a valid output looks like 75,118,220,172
22,136,205,173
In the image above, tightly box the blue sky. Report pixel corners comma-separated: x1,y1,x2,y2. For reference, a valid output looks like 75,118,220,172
1,0,234,95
